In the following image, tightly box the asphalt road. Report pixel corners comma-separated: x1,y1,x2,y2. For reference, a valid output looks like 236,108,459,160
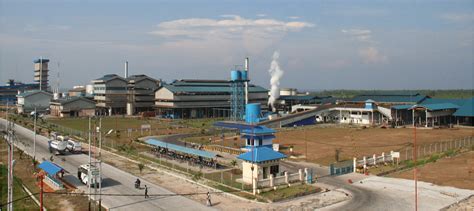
1,118,213,211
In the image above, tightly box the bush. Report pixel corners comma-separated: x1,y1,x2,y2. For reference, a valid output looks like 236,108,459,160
138,163,145,174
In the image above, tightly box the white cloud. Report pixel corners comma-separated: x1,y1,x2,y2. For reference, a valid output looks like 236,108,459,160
359,47,387,64
341,28,372,43
342,28,387,64
150,15,314,54
152,16,314,37
441,13,474,22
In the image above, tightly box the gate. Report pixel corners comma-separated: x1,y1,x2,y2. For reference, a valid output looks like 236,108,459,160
330,160,354,176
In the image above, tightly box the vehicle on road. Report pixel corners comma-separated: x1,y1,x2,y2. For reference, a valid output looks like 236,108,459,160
78,164,101,187
49,139,68,155
66,139,82,153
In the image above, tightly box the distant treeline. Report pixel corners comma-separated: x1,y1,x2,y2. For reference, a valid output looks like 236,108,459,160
309,90,474,99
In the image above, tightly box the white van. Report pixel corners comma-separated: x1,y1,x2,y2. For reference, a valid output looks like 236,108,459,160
78,164,101,187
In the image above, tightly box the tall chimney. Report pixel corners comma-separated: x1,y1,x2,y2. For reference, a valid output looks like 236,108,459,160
244,57,249,104
124,61,129,78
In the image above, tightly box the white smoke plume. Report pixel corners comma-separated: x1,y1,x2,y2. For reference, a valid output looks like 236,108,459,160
268,51,284,109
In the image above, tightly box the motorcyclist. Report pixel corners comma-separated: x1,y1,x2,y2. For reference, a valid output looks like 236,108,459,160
135,178,141,188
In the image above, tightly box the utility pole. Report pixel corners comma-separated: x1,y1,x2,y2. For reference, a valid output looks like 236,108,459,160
33,107,37,160
6,102,15,211
98,118,102,210
88,117,92,210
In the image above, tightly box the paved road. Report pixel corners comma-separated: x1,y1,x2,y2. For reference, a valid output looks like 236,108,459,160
1,118,213,211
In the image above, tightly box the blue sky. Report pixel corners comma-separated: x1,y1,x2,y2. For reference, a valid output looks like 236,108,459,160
0,0,473,90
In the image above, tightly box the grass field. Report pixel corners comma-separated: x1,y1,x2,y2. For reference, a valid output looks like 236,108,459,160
273,126,473,165
0,165,39,210
390,150,474,190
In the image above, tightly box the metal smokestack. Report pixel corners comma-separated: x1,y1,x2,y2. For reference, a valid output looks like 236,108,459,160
124,61,129,78
244,57,249,105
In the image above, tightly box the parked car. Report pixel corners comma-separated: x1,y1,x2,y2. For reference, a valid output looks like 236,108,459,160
67,139,82,153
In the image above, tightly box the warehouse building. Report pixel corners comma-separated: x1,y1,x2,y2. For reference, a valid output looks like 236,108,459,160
155,80,268,118
16,90,53,114
50,96,96,117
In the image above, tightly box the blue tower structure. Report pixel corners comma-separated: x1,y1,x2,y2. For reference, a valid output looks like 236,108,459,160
230,70,246,121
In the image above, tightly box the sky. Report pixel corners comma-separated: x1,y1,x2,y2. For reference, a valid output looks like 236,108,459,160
0,0,473,90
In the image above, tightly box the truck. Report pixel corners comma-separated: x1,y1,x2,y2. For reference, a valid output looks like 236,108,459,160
48,135,68,155
77,164,101,187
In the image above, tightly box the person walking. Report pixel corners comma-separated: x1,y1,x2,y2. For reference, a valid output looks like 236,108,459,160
144,185,149,198
206,192,212,207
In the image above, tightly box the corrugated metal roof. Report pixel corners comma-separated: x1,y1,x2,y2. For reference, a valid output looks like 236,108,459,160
420,98,469,107
241,126,276,134
391,104,414,110
16,90,52,97
351,94,427,103
161,81,268,94
38,161,63,176
237,147,287,163
453,98,474,117
145,139,216,159
411,103,460,111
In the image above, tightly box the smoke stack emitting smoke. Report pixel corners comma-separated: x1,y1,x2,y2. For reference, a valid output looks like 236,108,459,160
268,51,284,110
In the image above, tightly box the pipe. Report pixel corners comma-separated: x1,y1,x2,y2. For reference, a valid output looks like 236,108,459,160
244,57,249,104
125,61,129,78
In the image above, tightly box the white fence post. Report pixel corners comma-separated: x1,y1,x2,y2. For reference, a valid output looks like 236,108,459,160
299,169,303,181
353,158,357,173
363,156,367,169
253,178,257,195
304,168,309,183
270,175,274,187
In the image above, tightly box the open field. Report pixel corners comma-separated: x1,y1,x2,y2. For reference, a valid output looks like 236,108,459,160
391,151,474,190
273,126,473,165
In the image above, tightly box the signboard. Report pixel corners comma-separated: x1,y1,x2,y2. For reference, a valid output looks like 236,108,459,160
91,169,100,176
391,151,400,158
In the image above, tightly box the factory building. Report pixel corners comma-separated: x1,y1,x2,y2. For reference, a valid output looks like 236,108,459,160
0,80,39,104
16,90,53,114
50,96,96,118
155,80,268,119
92,73,160,115
126,74,160,115
92,74,128,115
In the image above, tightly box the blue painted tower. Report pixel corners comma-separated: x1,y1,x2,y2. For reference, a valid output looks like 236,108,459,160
230,70,246,121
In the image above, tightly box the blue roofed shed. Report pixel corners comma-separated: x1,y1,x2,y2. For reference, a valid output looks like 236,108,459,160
145,139,216,159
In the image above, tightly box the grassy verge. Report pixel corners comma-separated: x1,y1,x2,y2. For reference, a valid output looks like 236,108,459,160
0,165,39,210
259,183,321,202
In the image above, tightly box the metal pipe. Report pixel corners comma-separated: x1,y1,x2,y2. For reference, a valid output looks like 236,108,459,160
244,57,249,104
125,61,129,78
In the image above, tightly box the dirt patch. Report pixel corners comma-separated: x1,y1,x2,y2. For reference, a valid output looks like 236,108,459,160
391,151,474,190
273,126,473,165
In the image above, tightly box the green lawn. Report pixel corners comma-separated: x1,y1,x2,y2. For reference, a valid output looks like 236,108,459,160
0,165,39,210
